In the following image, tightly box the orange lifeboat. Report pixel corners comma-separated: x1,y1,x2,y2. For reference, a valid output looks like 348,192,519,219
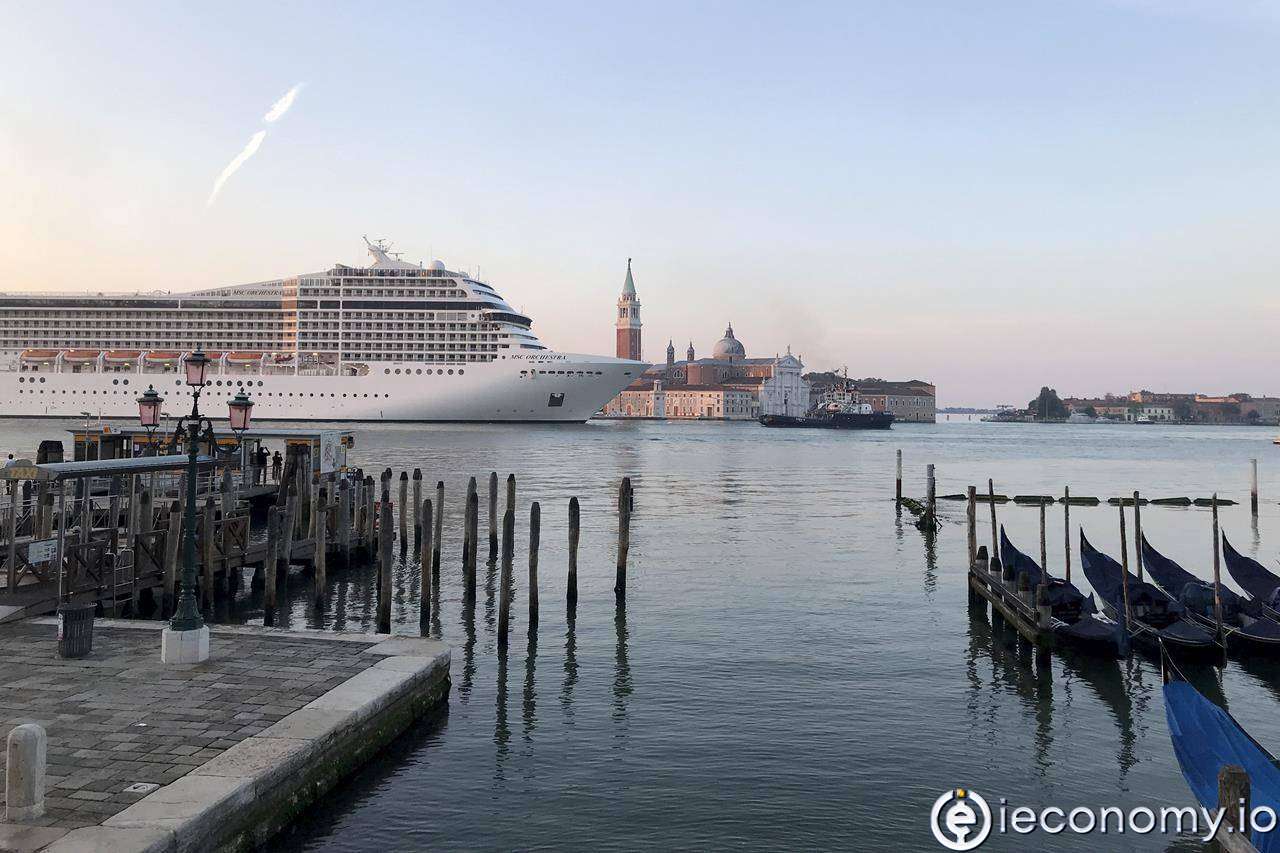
63,349,100,362
144,351,182,363
227,351,264,362
20,349,59,361
104,349,143,362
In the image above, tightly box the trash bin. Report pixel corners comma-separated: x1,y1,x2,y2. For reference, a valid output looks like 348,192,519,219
57,603,95,659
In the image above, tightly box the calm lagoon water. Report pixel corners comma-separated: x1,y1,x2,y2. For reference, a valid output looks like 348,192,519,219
3,417,1279,852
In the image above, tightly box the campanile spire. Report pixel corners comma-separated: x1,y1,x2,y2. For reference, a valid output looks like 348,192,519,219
616,258,642,360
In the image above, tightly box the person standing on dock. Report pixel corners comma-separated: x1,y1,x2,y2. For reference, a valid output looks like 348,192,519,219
271,450,283,483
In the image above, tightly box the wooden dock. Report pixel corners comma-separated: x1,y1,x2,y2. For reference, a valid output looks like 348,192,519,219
967,545,1057,649
0,459,379,624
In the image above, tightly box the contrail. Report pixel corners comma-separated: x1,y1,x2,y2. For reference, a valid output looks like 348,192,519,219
206,130,266,207
263,83,303,123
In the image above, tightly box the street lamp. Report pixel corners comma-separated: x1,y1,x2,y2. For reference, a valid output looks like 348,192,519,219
137,385,163,456
152,348,253,663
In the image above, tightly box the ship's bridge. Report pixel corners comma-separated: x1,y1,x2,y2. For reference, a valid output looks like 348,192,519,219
482,309,533,329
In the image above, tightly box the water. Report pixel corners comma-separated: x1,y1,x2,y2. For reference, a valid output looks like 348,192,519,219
4,418,1279,851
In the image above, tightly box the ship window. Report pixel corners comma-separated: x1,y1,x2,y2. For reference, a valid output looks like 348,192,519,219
39,377,45,383
447,369,454,375
123,379,129,385
384,369,390,374
459,369,464,375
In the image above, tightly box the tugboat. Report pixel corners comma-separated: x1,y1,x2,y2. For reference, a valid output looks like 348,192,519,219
759,382,894,430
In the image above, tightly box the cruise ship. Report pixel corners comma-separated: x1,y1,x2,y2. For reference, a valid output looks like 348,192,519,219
0,239,647,422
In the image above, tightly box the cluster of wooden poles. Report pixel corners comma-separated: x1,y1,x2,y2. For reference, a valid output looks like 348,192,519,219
326,469,636,643
961,478,1236,640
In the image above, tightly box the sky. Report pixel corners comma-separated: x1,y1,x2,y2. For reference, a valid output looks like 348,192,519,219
2,1,1279,407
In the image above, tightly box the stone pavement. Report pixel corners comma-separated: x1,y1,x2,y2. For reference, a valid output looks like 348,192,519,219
0,620,382,833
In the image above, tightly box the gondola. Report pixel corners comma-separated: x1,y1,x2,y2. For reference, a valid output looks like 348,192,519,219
1078,532,1218,659
999,528,1124,656
1163,654,1280,853
1141,535,1280,655
1222,535,1280,614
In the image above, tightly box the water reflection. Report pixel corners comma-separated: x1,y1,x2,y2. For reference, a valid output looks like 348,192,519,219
494,647,510,777
922,529,938,600
613,606,632,730
332,576,349,633
523,628,537,743
966,603,1054,773
1059,652,1137,779
459,596,476,702
1238,655,1280,706
562,603,578,722
484,557,497,633
428,575,442,640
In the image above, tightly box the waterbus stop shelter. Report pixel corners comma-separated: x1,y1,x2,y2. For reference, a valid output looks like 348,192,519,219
0,454,226,618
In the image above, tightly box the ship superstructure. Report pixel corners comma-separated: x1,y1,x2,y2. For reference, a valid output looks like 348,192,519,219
0,240,646,422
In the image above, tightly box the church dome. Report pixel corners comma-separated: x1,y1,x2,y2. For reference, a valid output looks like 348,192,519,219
712,323,746,360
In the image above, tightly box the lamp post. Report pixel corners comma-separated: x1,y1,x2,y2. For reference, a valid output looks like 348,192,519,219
137,385,162,457
148,349,253,663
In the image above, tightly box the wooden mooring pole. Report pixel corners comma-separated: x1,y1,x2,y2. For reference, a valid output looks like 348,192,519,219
895,449,902,505
988,479,998,559
502,474,516,560
528,501,540,627
966,486,977,569
463,476,476,564
616,477,632,604
339,479,352,568
433,480,444,573
264,508,280,618
567,496,580,605
420,498,433,631
1063,486,1072,583
200,497,215,608
1211,494,1224,641
488,471,499,562
313,486,327,607
1118,503,1132,631
1218,765,1250,839
465,487,478,595
412,469,422,545
378,490,393,634
398,471,409,547
1133,490,1145,582
162,500,181,617
498,507,514,650
1038,500,1048,573
1251,459,1259,516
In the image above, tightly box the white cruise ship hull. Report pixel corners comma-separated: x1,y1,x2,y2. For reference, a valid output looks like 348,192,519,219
0,353,646,423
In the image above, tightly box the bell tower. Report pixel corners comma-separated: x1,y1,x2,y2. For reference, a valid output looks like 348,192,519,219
616,258,642,361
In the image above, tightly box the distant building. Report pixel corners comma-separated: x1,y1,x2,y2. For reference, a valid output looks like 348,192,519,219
603,320,808,420
615,259,642,361
848,379,937,423
1063,390,1280,425
806,374,937,423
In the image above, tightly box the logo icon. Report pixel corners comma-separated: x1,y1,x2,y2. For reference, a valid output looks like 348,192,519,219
930,788,992,851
